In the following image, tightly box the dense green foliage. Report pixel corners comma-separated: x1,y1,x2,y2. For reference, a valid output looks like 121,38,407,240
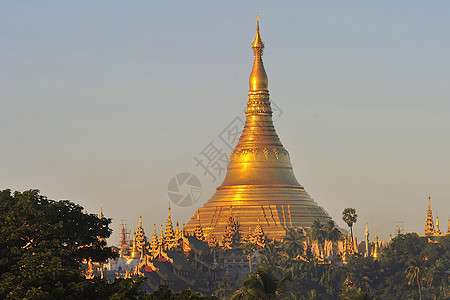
0,189,145,299
226,232,449,299
230,267,288,299
148,285,217,300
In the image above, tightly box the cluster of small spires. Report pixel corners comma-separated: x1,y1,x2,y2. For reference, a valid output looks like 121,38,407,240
424,195,449,237
117,205,269,261
93,195,448,264
120,206,186,260
362,223,383,260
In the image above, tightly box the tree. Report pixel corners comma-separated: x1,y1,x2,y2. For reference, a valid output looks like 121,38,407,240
406,262,426,300
342,208,358,239
148,285,216,299
282,228,305,259
258,242,285,273
213,272,235,299
0,189,143,299
309,219,327,258
325,220,342,256
230,267,287,299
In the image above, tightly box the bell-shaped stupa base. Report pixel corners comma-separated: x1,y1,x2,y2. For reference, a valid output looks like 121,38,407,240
184,184,331,241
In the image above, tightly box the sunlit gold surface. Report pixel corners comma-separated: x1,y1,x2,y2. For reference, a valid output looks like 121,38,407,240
184,19,332,241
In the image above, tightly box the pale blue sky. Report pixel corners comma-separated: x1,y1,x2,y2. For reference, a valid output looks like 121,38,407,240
1,1,449,244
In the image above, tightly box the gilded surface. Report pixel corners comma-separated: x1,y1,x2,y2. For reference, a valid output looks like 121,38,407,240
184,20,332,240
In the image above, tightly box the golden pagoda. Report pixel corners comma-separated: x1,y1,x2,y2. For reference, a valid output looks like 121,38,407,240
252,221,266,247
130,231,140,259
420,195,447,238
194,211,206,241
135,214,147,252
184,17,332,241
150,223,158,252
425,195,435,236
159,224,164,249
372,233,380,260
164,206,176,249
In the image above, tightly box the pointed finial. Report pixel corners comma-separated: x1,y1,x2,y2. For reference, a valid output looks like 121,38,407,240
436,215,440,231
251,14,264,56
428,195,431,210
168,205,171,218
249,15,268,92
139,213,142,228
153,222,156,235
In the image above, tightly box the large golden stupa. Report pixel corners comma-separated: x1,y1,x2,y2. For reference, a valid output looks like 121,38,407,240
184,19,332,241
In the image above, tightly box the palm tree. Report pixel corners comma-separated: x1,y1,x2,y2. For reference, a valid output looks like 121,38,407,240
283,228,305,259
243,242,257,273
230,267,288,299
213,272,235,299
342,208,358,239
326,220,342,256
259,242,283,269
406,263,427,300
309,219,327,259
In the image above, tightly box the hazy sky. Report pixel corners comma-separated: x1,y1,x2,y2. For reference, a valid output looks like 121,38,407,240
1,1,449,245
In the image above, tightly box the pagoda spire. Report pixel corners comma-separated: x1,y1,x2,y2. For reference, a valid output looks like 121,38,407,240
135,214,146,252
99,203,103,219
249,14,268,92
194,211,205,241
364,223,370,257
425,195,435,236
159,224,164,248
372,233,380,260
428,195,432,211
164,205,175,249
130,230,140,259
222,15,296,187
253,219,266,247
150,223,158,252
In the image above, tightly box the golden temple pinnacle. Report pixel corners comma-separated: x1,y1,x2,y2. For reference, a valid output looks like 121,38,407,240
184,18,333,241
249,15,268,92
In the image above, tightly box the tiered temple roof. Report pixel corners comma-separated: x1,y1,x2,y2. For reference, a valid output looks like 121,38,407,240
423,196,446,237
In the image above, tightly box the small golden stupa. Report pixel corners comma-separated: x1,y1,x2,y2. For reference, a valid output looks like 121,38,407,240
184,18,333,240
